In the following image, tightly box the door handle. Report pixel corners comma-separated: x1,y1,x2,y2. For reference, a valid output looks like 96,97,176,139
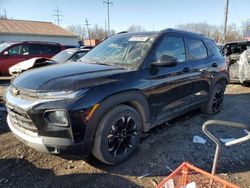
212,63,218,68
183,67,190,72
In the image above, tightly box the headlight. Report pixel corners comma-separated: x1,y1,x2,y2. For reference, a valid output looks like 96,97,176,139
44,110,69,127
37,89,88,99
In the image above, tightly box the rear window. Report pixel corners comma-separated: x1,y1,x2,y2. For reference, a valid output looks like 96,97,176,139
186,38,208,60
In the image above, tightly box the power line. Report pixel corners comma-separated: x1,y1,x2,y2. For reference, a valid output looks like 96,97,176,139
52,7,63,26
103,0,113,37
230,0,243,23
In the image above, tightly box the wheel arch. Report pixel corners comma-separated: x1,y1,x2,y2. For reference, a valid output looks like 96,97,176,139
85,90,151,147
212,72,229,89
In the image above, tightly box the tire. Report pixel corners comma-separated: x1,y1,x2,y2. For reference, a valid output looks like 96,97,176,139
92,105,142,165
202,82,226,114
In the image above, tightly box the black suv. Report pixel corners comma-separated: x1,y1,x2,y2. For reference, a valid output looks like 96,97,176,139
5,29,229,164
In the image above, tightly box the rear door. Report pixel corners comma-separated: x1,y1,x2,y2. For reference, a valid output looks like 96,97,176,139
42,44,62,57
185,37,213,104
147,35,196,122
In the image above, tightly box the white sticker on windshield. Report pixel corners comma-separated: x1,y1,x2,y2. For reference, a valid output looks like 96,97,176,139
129,36,149,42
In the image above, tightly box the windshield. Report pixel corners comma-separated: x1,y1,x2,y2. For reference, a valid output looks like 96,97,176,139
51,50,76,63
0,42,13,53
79,34,156,69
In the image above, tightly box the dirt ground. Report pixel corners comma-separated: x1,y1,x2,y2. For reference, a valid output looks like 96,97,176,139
0,84,250,188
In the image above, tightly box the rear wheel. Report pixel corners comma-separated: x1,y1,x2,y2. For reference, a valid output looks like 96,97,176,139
92,105,142,164
202,82,226,114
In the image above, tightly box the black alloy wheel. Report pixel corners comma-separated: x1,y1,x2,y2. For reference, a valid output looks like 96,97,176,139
107,116,138,156
212,87,224,113
92,105,142,164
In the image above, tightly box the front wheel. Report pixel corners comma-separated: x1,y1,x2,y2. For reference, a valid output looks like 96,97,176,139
92,105,142,165
202,82,226,114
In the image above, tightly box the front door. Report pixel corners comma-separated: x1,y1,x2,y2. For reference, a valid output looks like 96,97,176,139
147,35,196,122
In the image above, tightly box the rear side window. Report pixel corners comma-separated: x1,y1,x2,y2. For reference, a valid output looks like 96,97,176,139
204,39,222,57
28,44,43,55
186,38,207,60
44,45,61,55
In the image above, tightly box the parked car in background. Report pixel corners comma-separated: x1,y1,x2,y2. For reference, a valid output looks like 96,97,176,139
9,48,90,76
221,41,250,83
216,43,224,51
5,29,229,164
0,41,64,76
80,45,95,50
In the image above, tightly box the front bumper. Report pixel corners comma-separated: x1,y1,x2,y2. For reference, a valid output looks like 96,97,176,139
7,114,90,156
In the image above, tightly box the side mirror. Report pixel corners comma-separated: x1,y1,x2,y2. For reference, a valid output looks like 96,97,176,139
151,55,178,67
3,51,9,56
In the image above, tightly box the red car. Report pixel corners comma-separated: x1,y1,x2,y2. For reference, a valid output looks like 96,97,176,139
0,41,64,76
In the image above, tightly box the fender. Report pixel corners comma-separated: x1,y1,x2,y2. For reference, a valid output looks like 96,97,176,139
211,71,229,89
84,90,151,148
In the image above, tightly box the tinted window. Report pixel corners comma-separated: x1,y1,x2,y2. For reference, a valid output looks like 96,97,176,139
154,36,186,63
187,38,207,60
51,50,75,63
69,51,87,62
43,45,61,55
28,44,43,55
204,39,222,57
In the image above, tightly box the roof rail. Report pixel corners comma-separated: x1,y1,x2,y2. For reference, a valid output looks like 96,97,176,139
23,41,61,45
116,31,128,35
161,28,207,38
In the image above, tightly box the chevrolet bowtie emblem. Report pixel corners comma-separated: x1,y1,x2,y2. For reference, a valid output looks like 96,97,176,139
12,88,20,96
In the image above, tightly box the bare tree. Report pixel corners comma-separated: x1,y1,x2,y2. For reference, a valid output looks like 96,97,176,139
66,24,86,39
127,25,146,32
226,24,243,42
66,24,115,41
241,19,250,38
177,22,243,43
89,24,107,40
0,14,7,20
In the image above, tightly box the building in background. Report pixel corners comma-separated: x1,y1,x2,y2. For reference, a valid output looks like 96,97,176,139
245,29,250,41
0,19,78,45
83,39,100,46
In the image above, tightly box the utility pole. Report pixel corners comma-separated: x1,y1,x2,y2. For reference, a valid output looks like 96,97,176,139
103,0,113,37
4,9,7,19
53,7,63,26
223,0,229,42
105,19,107,38
85,18,91,46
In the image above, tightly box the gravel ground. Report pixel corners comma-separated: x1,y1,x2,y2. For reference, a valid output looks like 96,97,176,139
0,84,250,188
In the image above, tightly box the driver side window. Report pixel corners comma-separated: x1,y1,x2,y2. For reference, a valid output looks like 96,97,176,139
153,36,186,63
8,45,29,55
8,45,21,55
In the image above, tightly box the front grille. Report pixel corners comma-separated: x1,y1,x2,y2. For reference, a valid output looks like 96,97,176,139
10,86,38,101
6,103,37,132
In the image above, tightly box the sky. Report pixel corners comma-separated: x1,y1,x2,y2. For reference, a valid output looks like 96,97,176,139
0,0,249,32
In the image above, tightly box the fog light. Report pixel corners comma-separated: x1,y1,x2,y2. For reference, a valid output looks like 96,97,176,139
44,110,69,127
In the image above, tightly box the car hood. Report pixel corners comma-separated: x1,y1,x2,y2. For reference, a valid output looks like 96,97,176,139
9,57,50,75
12,62,126,91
